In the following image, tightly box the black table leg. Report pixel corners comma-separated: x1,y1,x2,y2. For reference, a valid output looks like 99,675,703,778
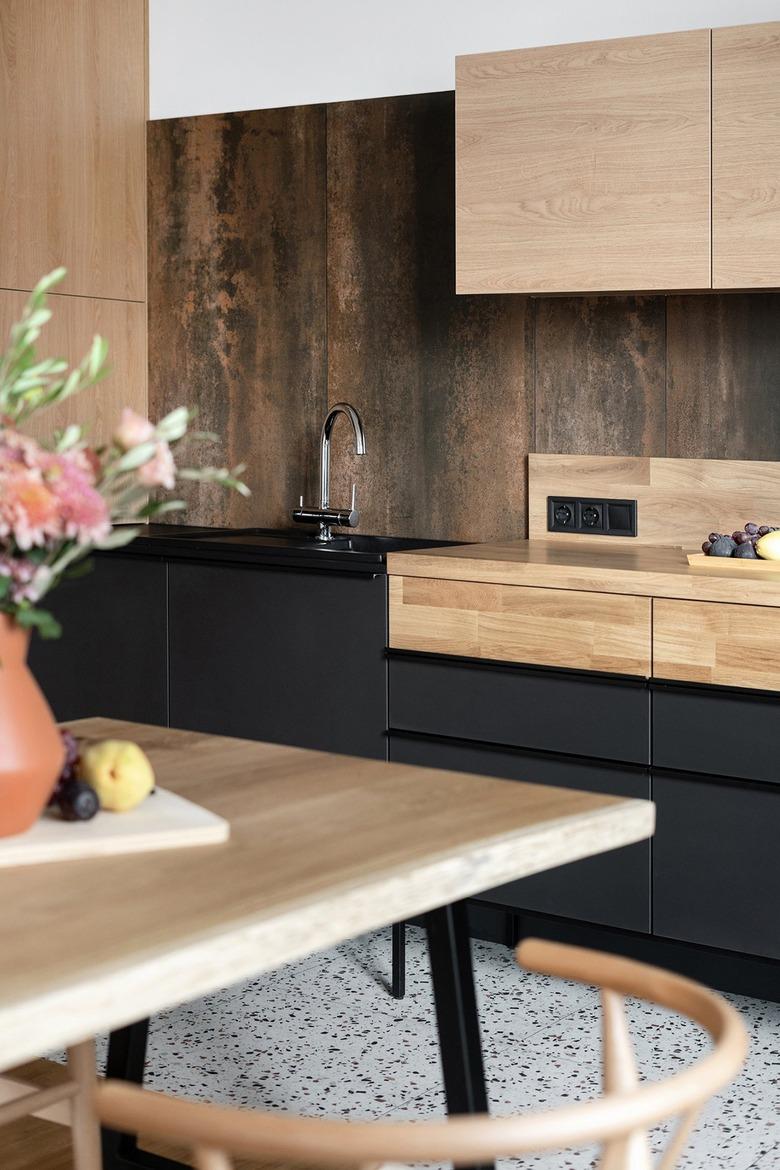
391,920,406,999
102,1020,186,1170
426,900,492,1169
104,908,490,1170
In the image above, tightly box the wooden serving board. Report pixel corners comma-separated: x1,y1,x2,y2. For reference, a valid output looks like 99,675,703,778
687,552,780,577
0,788,229,868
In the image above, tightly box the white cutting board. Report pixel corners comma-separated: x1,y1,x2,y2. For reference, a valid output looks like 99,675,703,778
0,788,229,868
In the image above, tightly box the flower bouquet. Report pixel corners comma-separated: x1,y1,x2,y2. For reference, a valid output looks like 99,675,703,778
0,268,248,836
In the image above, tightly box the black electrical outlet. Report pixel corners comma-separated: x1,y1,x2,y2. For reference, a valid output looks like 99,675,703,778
547,496,637,537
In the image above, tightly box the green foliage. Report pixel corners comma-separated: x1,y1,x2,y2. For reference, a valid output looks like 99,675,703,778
9,601,61,640
0,269,109,423
0,269,250,643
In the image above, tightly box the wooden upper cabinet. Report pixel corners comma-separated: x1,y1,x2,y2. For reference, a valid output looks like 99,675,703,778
713,22,780,289
456,30,712,294
0,0,147,301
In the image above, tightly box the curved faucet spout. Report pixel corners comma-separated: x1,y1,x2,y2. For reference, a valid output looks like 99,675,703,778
320,402,366,511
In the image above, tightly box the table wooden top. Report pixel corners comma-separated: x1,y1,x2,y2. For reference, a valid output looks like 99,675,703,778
0,719,653,1069
387,538,780,606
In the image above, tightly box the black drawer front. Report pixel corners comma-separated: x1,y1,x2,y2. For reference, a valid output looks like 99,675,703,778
389,655,649,764
389,734,650,932
654,771,780,961
653,684,780,785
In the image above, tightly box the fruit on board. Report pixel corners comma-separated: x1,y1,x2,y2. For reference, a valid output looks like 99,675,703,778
58,780,100,821
756,530,780,561
701,523,780,558
710,536,737,557
48,728,81,807
79,740,155,812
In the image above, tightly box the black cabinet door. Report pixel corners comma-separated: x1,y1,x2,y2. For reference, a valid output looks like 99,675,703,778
389,734,650,932
389,655,650,764
168,561,387,759
28,555,168,725
654,771,780,961
653,683,780,786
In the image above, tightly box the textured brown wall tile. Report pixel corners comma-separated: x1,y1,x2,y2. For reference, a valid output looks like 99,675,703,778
667,294,780,459
535,297,666,457
326,93,532,542
148,91,778,542
147,107,327,528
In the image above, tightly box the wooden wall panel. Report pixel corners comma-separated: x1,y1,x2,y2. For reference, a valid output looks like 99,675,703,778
0,290,146,449
528,453,780,547
326,93,532,542
0,0,147,301
667,294,780,460
147,109,327,529
535,297,666,457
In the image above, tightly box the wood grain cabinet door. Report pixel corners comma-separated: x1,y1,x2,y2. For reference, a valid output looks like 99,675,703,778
653,597,780,691
713,21,780,288
455,29,712,294
389,577,651,676
0,0,147,301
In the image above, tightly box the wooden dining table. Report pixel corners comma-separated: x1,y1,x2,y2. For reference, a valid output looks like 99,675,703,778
0,718,654,1170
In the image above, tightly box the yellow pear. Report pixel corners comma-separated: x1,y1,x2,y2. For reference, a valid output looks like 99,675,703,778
79,740,155,812
756,531,780,560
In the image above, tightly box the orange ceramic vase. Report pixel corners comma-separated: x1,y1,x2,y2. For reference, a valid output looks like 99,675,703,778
0,614,64,837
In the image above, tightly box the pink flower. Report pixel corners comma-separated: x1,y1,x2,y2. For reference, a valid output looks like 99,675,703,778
41,452,111,544
114,408,155,451
0,556,53,603
138,441,176,490
0,428,110,548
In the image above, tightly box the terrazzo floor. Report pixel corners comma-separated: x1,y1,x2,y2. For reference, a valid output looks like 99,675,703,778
87,925,779,1169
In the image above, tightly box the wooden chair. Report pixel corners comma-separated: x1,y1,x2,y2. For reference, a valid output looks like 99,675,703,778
76,938,748,1170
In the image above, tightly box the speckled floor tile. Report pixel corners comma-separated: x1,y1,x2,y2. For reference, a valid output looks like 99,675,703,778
51,925,777,1169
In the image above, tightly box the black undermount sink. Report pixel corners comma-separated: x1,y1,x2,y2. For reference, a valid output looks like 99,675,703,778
137,525,459,569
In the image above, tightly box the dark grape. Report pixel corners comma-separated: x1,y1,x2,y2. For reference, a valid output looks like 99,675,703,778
710,536,737,557
745,523,759,536
48,729,81,807
734,541,758,559
734,531,749,544
708,533,722,543
702,540,712,554
57,780,99,822
759,526,771,535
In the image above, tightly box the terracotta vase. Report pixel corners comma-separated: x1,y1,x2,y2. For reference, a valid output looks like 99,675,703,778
0,614,64,837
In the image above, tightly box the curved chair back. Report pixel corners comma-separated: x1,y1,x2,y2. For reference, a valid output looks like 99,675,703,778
94,938,748,1170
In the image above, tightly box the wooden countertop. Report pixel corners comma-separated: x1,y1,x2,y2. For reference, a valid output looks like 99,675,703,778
387,539,780,606
0,719,653,1069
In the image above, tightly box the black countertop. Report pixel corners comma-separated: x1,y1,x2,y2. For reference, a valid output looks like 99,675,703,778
116,524,460,573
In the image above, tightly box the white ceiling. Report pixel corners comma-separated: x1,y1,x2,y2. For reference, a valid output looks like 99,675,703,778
149,0,780,120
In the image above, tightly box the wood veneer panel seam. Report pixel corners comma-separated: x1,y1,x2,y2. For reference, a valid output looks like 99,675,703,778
0,286,146,306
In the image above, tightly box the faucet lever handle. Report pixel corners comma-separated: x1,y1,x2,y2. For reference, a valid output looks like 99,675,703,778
299,494,304,507
347,482,359,527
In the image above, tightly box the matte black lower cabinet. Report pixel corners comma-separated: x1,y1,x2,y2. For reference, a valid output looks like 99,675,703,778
653,682,780,785
389,734,651,932
653,771,780,962
168,561,388,758
29,554,168,725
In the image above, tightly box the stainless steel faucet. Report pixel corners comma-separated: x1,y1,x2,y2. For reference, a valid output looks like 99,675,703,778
292,402,366,541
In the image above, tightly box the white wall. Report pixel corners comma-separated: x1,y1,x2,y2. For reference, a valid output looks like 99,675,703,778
149,0,780,120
